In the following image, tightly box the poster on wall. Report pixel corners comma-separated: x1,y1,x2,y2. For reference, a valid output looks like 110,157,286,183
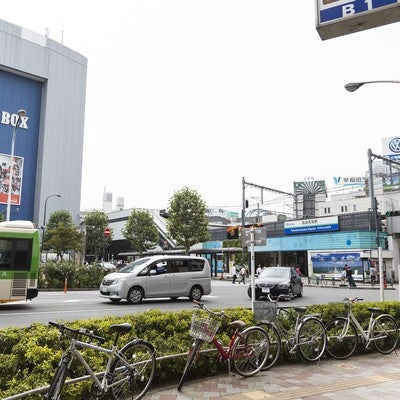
310,252,362,276
0,153,23,205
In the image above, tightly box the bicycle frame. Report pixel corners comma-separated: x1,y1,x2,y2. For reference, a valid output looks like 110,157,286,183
271,308,300,352
342,305,381,347
211,327,241,362
59,337,134,393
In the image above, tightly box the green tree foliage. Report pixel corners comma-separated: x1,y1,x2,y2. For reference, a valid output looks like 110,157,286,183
167,186,210,254
44,210,83,261
83,211,112,261
122,209,159,255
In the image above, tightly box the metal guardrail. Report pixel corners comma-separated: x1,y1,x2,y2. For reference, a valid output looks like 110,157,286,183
3,349,217,399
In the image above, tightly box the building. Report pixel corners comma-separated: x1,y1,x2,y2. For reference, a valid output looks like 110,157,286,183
0,19,87,226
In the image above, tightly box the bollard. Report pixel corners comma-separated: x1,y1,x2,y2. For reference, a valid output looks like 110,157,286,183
64,277,68,293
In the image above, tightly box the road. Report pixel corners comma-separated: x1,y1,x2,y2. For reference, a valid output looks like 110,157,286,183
0,279,398,329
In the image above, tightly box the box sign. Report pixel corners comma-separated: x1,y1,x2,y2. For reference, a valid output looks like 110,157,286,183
284,216,339,234
316,0,400,40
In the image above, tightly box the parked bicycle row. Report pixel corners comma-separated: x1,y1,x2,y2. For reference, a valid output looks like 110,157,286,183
40,295,399,399
178,294,399,391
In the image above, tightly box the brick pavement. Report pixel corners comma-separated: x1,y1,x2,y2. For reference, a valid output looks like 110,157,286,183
143,351,400,400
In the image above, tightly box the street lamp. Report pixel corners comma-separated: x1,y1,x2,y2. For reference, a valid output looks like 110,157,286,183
6,109,26,221
42,194,61,253
345,80,400,301
345,80,400,92
43,194,62,228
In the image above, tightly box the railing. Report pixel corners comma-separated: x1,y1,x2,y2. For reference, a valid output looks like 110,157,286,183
3,349,217,399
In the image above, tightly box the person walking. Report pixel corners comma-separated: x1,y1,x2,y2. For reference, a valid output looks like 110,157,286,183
239,266,247,284
370,263,377,286
232,264,238,284
344,264,357,288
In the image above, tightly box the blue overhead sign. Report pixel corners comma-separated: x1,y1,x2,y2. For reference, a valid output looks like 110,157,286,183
284,216,339,235
316,0,400,40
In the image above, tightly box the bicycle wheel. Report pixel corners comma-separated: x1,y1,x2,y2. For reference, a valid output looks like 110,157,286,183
325,318,358,360
296,317,326,362
110,339,156,400
177,338,203,391
372,314,399,354
46,354,71,400
258,323,281,370
232,326,269,377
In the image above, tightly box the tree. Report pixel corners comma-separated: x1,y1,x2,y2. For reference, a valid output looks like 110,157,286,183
83,211,112,261
122,209,159,255
44,210,84,261
167,186,210,254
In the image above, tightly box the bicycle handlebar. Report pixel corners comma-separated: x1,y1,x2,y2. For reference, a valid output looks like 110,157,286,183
342,297,364,303
192,300,231,320
48,321,106,343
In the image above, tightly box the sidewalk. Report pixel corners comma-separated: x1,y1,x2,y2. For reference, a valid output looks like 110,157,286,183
144,351,400,399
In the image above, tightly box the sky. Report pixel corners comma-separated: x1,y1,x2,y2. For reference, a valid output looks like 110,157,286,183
2,0,400,216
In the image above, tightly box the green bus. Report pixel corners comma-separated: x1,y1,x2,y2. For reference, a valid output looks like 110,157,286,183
0,220,40,303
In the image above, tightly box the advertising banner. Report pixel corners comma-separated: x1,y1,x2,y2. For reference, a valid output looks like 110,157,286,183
0,153,23,206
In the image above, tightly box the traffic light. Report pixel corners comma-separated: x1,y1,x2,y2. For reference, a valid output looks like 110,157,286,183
159,209,169,218
226,226,239,239
385,210,400,217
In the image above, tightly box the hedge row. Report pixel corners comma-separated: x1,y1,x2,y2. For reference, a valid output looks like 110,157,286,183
39,261,107,289
1,301,399,399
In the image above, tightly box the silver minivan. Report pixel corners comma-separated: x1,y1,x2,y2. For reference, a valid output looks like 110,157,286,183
99,255,211,303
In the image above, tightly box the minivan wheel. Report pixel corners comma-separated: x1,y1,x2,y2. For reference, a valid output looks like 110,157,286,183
127,287,143,304
189,286,203,301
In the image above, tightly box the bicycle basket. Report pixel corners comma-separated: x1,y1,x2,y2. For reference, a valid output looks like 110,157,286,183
190,311,221,342
253,301,277,322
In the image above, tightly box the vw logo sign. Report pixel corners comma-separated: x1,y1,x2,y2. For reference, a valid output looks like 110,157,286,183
389,137,400,153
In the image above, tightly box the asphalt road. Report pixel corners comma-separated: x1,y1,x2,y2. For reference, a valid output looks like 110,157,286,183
0,279,398,329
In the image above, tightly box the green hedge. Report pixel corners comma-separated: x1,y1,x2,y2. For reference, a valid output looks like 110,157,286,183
0,302,399,399
39,261,107,289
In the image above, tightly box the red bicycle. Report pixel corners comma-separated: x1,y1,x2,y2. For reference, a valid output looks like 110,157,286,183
177,300,269,391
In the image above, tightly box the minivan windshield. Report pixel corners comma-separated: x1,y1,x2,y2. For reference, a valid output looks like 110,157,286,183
118,257,151,273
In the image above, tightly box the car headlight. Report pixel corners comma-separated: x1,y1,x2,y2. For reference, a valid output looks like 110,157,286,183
278,282,290,289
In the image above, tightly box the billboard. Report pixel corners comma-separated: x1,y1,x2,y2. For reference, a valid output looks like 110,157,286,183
0,69,42,221
0,154,24,206
316,0,400,40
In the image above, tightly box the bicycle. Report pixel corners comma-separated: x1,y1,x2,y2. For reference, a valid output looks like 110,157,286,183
45,321,156,400
177,300,270,391
324,297,399,360
255,294,327,370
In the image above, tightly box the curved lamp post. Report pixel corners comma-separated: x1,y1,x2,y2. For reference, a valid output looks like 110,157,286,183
42,194,61,253
345,79,400,301
345,80,400,92
6,109,26,221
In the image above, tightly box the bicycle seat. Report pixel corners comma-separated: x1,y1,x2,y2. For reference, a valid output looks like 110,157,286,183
229,320,246,330
109,323,132,333
367,307,382,313
294,307,307,313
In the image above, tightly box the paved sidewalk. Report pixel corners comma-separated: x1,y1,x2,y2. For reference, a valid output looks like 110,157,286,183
144,351,400,400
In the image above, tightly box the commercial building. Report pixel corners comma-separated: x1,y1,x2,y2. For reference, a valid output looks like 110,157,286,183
0,19,87,226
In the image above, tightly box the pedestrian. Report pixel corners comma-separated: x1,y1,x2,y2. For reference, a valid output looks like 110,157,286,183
295,266,303,276
344,264,357,288
232,264,237,284
370,263,377,286
239,266,247,284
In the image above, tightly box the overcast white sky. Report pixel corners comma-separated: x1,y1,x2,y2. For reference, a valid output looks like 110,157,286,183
2,1,400,215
